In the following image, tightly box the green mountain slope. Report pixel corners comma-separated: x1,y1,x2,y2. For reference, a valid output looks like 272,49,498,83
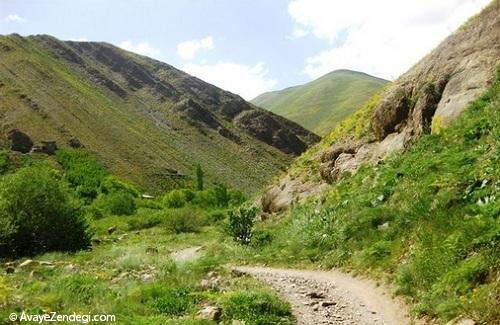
0,34,319,195
251,70,388,135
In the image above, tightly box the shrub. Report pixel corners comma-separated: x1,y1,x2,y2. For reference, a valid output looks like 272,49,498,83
126,211,162,231
195,164,204,191
94,191,137,216
220,290,293,325
55,149,107,199
100,176,139,197
227,206,256,245
164,209,205,234
0,165,92,257
148,285,196,316
250,229,273,247
163,189,189,208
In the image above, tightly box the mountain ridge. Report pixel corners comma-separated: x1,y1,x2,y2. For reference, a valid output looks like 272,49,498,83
0,34,319,195
251,69,388,135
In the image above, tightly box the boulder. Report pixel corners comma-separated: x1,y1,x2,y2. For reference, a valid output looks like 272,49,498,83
8,129,33,153
196,306,222,321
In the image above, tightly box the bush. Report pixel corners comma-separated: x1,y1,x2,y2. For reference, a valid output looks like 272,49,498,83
100,176,139,197
147,285,196,316
0,165,92,257
56,149,107,199
94,191,137,216
164,208,205,234
227,206,256,245
220,290,293,325
250,229,273,247
126,210,162,231
163,189,194,208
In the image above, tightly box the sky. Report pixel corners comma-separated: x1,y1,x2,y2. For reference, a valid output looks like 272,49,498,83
0,0,491,100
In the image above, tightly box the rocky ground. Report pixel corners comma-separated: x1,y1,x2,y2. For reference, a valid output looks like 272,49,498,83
236,266,410,325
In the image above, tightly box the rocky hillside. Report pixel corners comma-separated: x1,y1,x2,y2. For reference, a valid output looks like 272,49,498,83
251,70,388,135
262,0,499,213
0,34,319,194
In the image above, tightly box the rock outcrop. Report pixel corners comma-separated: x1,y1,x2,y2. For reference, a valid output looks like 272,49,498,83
262,1,499,213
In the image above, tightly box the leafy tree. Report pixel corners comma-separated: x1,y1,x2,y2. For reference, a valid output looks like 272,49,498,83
195,164,204,191
0,165,92,257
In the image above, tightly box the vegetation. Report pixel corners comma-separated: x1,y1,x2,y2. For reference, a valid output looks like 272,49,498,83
227,206,256,245
0,165,92,257
196,164,204,191
233,70,500,323
252,69,388,135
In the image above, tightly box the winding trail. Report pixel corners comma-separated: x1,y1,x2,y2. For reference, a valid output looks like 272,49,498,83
235,266,411,325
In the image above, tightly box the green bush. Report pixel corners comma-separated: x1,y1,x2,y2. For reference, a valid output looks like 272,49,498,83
164,208,205,234
100,176,139,197
163,189,194,208
145,284,196,316
0,165,92,257
126,210,162,231
55,149,107,199
250,229,274,247
221,290,293,324
94,191,137,216
227,207,256,245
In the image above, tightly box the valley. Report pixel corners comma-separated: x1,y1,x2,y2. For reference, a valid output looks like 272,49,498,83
0,1,499,324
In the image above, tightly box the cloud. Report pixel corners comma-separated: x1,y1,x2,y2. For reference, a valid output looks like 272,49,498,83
177,36,214,60
118,40,160,58
183,61,277,100
286,27,308,40
4,14,25,23
288,0,491,80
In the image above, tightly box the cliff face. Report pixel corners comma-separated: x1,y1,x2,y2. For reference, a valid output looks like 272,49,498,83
0,34,319,194
262,1,499,213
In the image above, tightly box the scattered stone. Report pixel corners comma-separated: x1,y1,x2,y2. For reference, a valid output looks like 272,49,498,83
18,259,38,268
196,306,222,321
63,264,77,273
92,238,102,245
320,301,337,307
39,261,54,266
140,273,154,282
377,222,390,230
117,233,128,241
40,141,58,155
107,226,117,235
231,269,245,277
306,291,325,299
5,266,15,274
8,129,33,153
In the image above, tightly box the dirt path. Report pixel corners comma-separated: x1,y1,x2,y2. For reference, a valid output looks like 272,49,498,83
170,246,203,263
235,266,411,325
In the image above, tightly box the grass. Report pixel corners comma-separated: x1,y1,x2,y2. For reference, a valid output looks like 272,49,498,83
222,68,500,323
252,69,388,135
0,213,294,325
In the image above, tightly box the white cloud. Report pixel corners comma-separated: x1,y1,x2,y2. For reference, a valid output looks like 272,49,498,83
183,61,277,100
118,40,160,58
4,14,25,23
287,27,308,40
288,0,491,80
177,36,215,60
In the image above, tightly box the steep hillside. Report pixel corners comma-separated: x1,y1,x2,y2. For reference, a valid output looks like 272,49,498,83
262,0,499,213
251,70,388,135
0,34,319,195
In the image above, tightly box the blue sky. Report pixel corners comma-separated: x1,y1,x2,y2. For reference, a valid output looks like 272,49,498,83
0,0,490,99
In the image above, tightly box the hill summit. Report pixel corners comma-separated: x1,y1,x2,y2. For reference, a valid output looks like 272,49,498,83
251,69,388,135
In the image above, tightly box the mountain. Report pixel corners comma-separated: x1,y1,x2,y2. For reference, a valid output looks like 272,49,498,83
256,2,499,322
262,0,499,213
251,70,388,135
0,34,319,195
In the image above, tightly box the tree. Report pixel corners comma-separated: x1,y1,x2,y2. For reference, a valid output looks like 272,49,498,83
195,164,204,191
0,165,92,257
